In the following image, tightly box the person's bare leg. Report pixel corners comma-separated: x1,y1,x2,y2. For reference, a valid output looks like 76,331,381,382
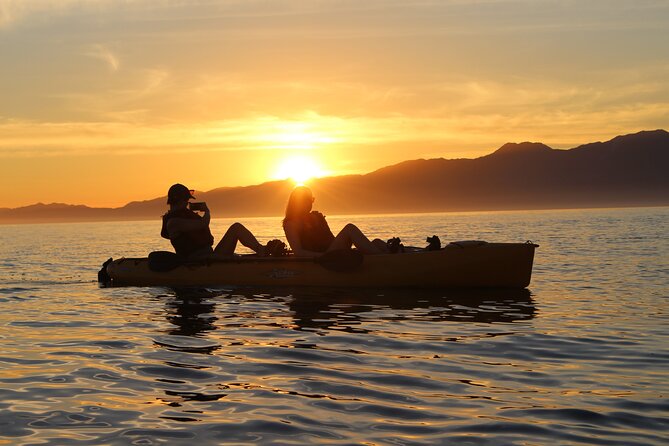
214,222,264,256
328,224,387,254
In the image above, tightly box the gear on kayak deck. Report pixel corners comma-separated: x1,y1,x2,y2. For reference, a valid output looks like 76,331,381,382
265,239,289,256
426,235,441,251
387,237,405,253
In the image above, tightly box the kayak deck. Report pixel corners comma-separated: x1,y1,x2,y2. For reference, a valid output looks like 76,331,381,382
104,242,538,289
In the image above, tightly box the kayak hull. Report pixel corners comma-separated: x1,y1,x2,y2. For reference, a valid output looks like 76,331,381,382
105,242,537,288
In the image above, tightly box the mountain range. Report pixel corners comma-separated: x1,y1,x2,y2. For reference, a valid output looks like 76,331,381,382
2,129,668,223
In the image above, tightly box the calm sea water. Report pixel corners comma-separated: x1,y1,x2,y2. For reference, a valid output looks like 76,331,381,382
0,208,668,445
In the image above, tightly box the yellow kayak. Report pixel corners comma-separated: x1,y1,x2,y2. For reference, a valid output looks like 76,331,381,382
102,241,538,288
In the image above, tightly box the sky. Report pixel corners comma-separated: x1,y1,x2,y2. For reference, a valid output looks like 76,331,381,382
1,0,668,208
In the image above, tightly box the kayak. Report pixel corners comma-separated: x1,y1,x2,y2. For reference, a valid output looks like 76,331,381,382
102,241,538,288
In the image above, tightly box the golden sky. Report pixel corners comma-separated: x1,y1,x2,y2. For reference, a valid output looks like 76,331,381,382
1,0,668,208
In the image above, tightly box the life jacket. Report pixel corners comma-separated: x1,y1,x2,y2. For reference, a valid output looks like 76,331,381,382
292,211,335,253
161,209,214,257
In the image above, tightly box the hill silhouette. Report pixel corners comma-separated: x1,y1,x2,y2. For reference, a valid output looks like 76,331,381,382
1,129,667,223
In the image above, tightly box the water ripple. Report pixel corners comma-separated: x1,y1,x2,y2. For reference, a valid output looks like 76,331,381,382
1,209,668,445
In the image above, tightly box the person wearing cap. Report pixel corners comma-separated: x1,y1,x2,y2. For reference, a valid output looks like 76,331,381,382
161,183,266,258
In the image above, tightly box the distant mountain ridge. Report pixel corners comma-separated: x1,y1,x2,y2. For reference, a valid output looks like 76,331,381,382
2,130,668,223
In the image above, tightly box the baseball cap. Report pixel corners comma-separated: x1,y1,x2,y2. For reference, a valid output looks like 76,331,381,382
167,183,195,204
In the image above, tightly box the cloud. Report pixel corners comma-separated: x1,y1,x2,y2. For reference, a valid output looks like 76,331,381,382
1,92,666,161
1,1,667,159
84,44,119,71
0,0,80,28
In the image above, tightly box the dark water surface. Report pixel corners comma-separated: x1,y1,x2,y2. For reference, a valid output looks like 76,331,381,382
1,208,668,445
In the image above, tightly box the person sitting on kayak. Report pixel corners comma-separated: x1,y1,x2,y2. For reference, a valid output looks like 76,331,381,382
282,186,388,257
161,183,266,258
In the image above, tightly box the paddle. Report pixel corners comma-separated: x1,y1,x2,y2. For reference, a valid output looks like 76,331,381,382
147,249,364,273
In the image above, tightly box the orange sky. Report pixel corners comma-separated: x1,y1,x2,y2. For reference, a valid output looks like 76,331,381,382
1,1,668,208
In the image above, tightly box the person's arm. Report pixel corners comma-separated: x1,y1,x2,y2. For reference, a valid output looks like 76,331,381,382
284,220,322,257
200,204,211,227
161,215,170,239
310,211,335,239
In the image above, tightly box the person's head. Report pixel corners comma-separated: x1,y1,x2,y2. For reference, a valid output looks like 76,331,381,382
284,186,314,220
167,183,195,209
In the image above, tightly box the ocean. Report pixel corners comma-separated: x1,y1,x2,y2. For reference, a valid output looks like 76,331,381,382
0,207,668,445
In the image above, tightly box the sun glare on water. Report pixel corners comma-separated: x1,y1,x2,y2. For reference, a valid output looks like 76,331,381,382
273,156,325,185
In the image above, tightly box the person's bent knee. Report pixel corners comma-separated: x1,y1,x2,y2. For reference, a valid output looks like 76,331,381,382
230,222,244,231
343,223,359,232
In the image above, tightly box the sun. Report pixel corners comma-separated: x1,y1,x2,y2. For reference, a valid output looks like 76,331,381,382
273,155,325,185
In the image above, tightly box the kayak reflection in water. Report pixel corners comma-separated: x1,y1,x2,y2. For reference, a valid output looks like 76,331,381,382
161,183,266,259
282,186,389,257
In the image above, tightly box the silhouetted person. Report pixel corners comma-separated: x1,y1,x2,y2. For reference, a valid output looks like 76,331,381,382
161,183,266,258
282,186,388,257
